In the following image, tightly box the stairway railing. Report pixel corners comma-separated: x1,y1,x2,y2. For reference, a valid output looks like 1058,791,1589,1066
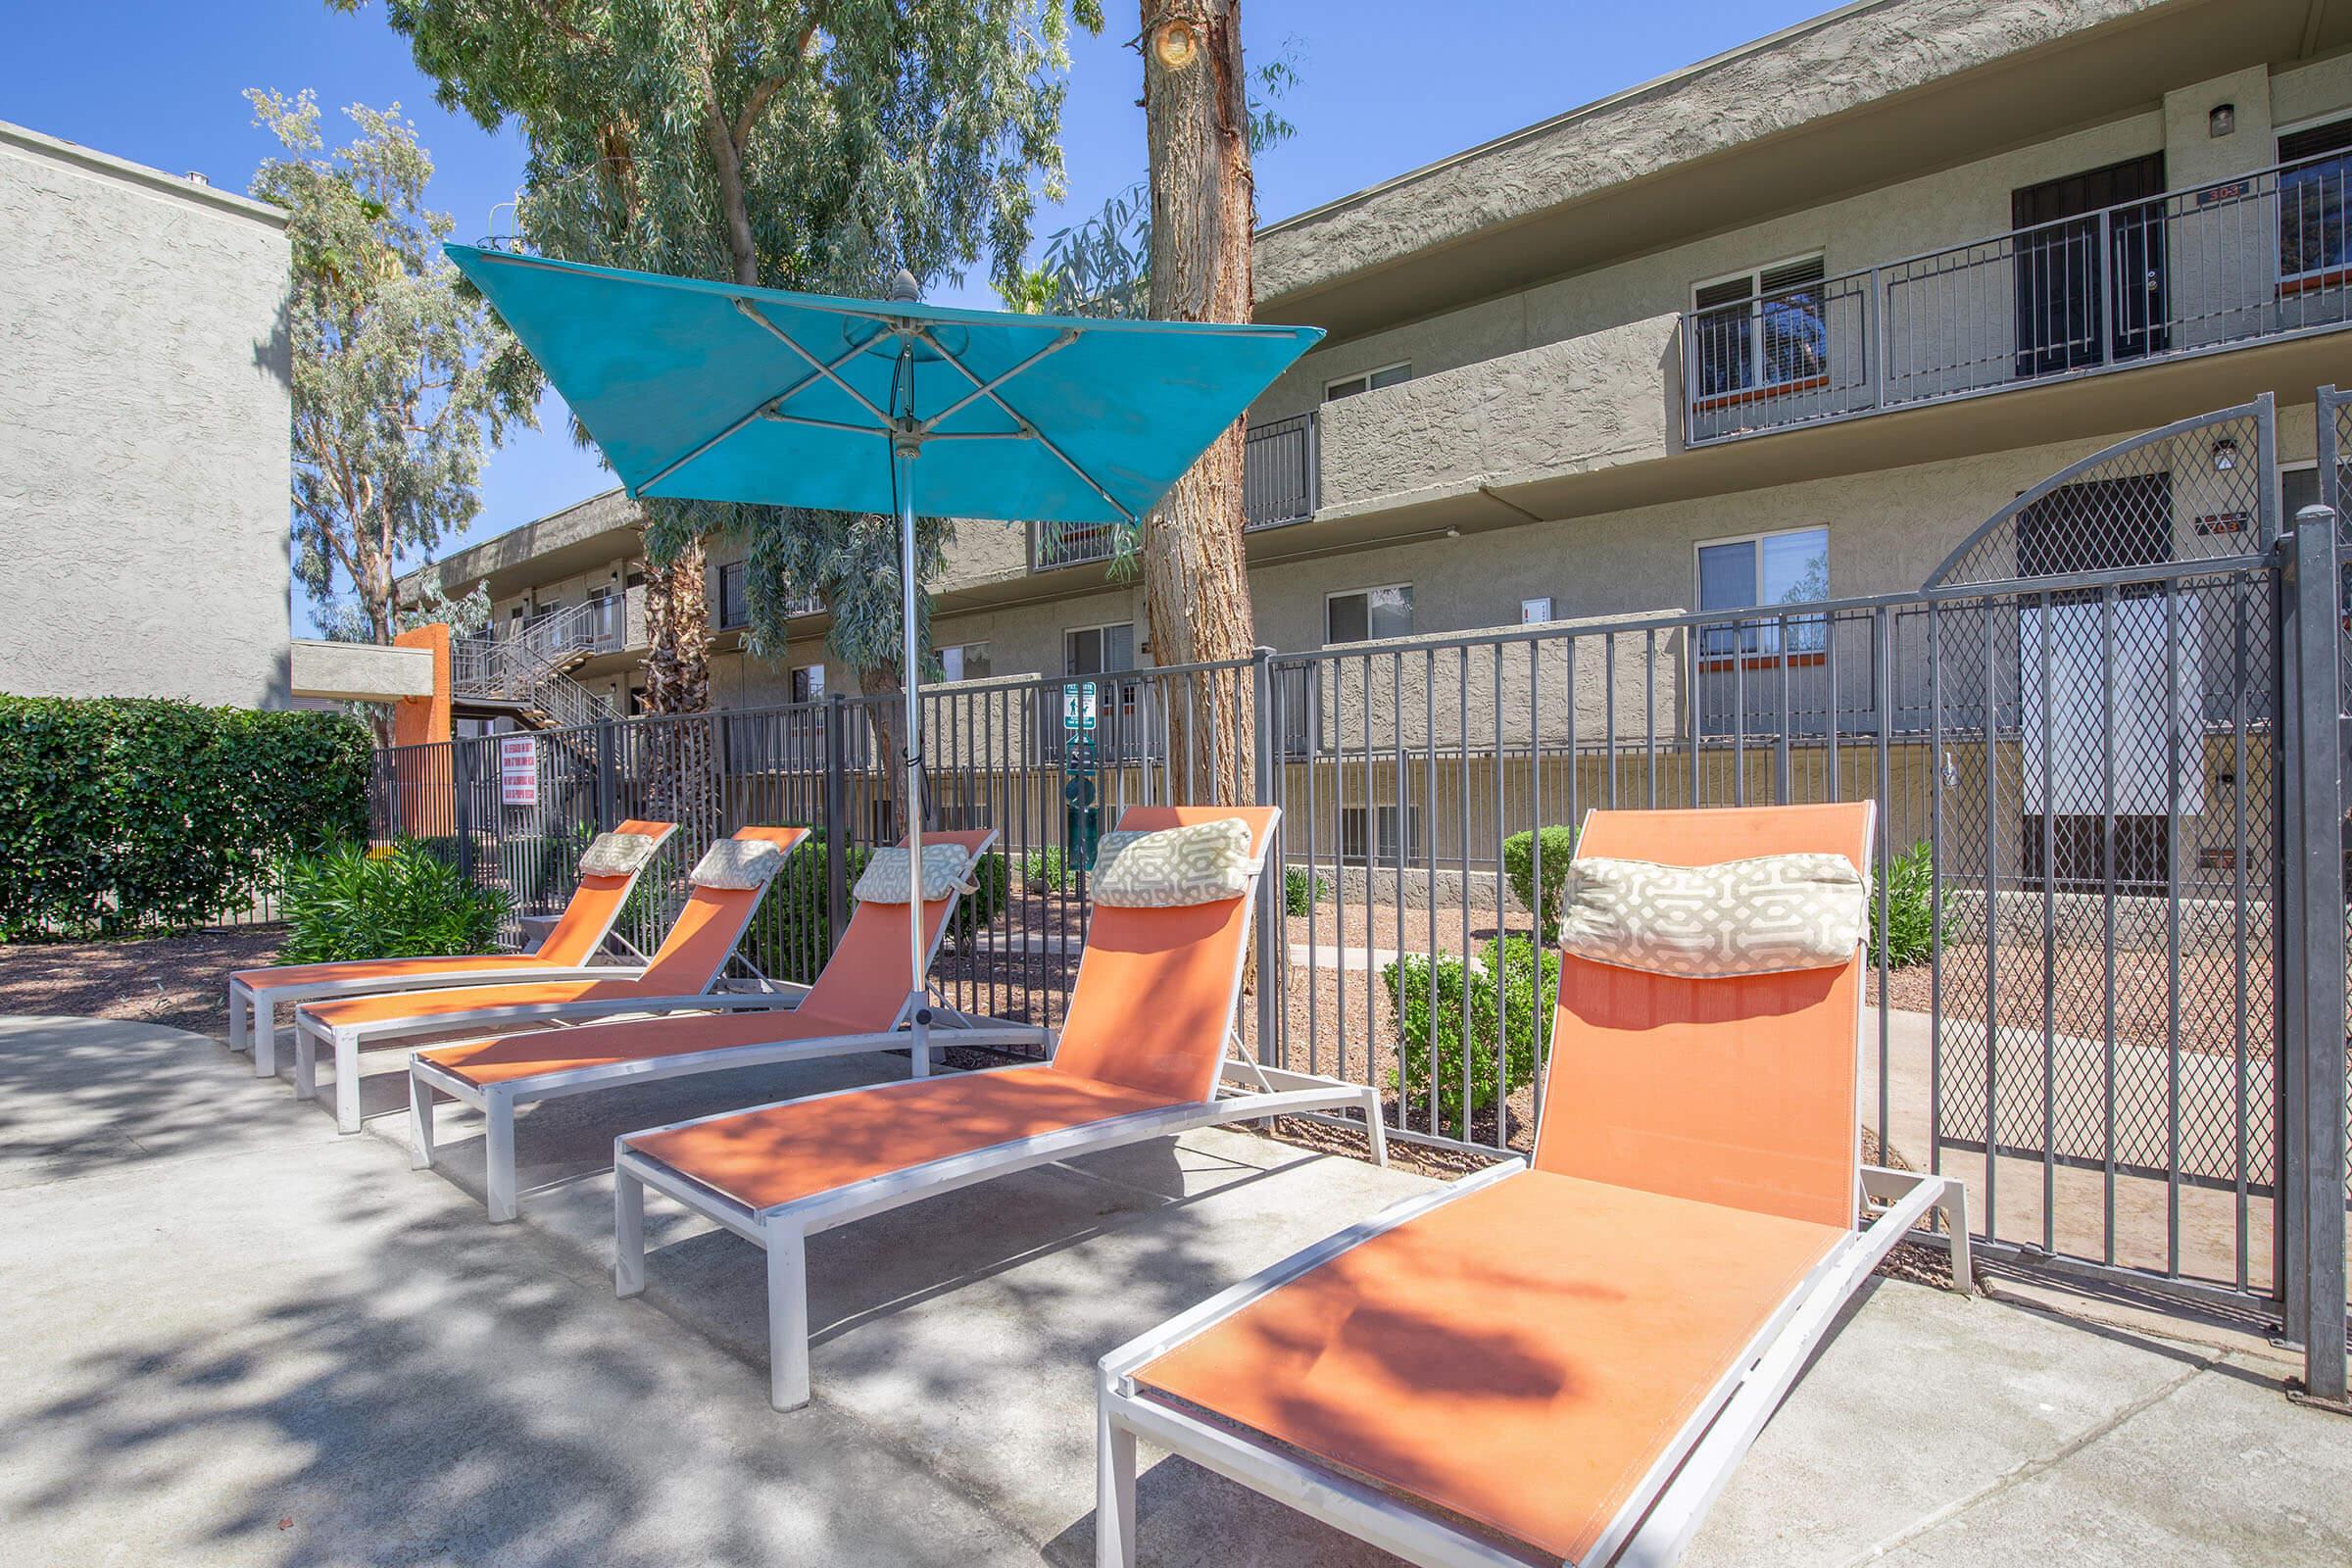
449,600,617,731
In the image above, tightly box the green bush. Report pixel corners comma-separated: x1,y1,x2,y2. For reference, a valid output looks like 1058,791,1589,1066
740,836,1008,984
1869,840,1940,968
0,697,372,941
1381,935,1560,1124
1501,824,1580,935
1020,847,1071,894
954,850,1009,949
520,820,595,905
1283,865,1329,917
278,841,510,962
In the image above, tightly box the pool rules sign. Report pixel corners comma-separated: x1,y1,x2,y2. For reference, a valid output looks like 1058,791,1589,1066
498,736,539,806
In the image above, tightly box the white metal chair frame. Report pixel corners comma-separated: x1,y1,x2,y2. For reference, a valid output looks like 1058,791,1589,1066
410,831,1004,1222
227,823,681,1080
610,809,1393,1413
1095,806,1976,1568
292,831,814,1135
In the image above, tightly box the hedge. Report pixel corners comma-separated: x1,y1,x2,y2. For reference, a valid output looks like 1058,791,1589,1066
0,696,373,941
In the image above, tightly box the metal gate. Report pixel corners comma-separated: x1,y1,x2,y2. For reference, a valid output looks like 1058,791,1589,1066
1917,399,2284,1307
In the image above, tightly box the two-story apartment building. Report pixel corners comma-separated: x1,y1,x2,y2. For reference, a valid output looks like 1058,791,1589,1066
404,0,2352,740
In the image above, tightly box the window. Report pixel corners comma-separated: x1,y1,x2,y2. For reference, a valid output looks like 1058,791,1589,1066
1274,665,1314,758
584,585,618,645
1324,362,1411,401
1326,585,1413,645
1695,527,1829,661
1341,804,1420,862
1064,621,1135,675
2278,116,2352,289
2284,461,2322,517
939,642,992,682
1064,622,1139,756
790,663,824,704
1691,255,1828,401
715,561,749,629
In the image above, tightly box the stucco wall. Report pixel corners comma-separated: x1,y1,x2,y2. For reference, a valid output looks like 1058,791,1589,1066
0,122,292,706
1253,0,2165,305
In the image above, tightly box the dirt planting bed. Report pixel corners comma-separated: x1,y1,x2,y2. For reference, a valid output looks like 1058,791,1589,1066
0,928,281,1040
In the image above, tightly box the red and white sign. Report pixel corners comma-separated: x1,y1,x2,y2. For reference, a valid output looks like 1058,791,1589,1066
498,737,539,806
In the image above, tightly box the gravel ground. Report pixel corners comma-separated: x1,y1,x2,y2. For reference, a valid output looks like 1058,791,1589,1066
1870,941,2278,1061
0,928,279,1040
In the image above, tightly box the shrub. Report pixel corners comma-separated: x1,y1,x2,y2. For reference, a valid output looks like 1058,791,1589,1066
740,836,1008,984
1381,935,1560,1124
1283,865,1329,917
520,820,595,905
0,696,371,941
1869,840,1940,968
1021,847,1071,894
1501,824,1579,934
278,840,510,962
954,850,1010,950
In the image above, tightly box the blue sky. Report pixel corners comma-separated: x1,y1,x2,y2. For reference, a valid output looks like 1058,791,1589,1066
2,0,1822,631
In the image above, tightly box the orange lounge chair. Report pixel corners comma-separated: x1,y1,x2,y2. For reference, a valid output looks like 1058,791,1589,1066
609,805,1390,1411
293,825,811,1134
407,829,1006,1222
228,820,679,1079
1096,803,1974,1568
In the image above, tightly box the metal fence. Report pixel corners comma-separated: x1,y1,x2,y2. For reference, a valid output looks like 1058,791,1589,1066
370,392,2351,1396
1688,149,2352,446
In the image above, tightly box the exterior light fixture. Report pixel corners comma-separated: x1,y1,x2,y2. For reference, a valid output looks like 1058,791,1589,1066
1152,21,1199,71
2211,437,2239,471
2209,103,2235,138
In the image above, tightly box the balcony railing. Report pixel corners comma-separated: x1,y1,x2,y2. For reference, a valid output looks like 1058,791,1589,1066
1029,411,1320,570
1685,148,2352,445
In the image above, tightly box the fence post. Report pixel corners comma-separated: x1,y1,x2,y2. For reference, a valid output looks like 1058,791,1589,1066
823,692,850,946
595,715,617,831
1251,647,1279,1062
451,737,476,882
2279,504,2348,1405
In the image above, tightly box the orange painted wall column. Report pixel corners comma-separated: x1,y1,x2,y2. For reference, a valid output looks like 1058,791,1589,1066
391,624,454,837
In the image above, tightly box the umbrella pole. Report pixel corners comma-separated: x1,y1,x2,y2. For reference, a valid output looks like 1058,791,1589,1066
893,427,929,1060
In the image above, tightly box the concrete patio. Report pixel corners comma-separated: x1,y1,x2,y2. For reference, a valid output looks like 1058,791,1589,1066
2,1011,2347,1568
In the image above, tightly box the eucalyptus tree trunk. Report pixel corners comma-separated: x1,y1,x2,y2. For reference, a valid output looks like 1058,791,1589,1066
1142,1,1279,1010
1140,0,1259,815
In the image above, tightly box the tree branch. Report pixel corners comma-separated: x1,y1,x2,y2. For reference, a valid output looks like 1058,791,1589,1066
699,48,761,285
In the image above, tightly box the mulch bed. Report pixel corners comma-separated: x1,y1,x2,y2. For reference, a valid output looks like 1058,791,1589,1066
0,927,280,1040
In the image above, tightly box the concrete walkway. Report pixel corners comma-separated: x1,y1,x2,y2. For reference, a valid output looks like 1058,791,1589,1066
2,1013,2347,1567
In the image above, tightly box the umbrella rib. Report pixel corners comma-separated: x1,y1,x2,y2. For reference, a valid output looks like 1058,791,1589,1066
916,329,1078,435
915,327,1138,524
736,299,894,427
763,412,895,437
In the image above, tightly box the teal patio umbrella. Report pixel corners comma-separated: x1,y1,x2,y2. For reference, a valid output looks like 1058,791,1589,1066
447,244,1322,1023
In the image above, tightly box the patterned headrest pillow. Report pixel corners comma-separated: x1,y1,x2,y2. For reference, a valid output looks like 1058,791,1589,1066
578,831,661,879
853,843,978,905
1555,853,1868,979
1094,817,1253,908
688,837,789,891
